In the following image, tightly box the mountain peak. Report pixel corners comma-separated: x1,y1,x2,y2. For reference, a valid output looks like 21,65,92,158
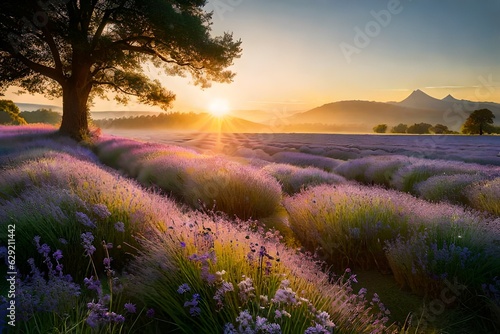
442,94,459,102
396,89,447,110
400,89,440,103
407,89,433,99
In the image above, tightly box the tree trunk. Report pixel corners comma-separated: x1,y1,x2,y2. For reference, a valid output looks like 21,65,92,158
59,79,91,141
479,124,483,135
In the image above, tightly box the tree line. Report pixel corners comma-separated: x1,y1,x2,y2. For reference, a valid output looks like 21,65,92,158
0,99,61,125
373,109,498,135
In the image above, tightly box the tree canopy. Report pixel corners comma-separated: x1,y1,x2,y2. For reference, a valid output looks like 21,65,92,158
406,122,432,134
461,109,495,135
0,99,26,124
390,123,408,134
0,0,242,139
373,124,387,133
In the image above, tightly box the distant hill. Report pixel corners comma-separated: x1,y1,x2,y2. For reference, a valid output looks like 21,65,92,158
95,112,271,133
91,111,162,120
229,109,303,124
287,100,442,127
288,90,500,131
14,102,62,112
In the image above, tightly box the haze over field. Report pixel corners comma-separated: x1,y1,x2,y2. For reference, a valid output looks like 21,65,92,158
4,0,500,123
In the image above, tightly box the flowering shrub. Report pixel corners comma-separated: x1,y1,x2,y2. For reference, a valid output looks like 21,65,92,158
127,212,392,333
262,163,346,194
284,183,498,270
390,159,492,194
466,177,500,216
415,173,485,205
335,155,410,186
385,226,500,308
16,236,81,321
95,137,283,220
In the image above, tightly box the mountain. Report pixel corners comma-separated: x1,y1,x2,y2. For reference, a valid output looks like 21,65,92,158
287,90,500,132
396,89,449,110
287,100,443,129
393,89,500,114
442,94,461,103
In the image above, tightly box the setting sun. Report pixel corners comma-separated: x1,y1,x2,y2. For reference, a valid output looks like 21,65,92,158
208,98,230,117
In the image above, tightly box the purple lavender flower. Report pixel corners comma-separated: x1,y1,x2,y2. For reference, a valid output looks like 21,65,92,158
114,222,125,232
53,249,63,261
76,212,96,228
184,294,201,317
93,203,111,220
38,243,51,257
84,277,101,293
103,257,112,267
81,232,96,256
304,324,332,334
86,312,100,328
224,323,237,334
124,302,136,314
180,241,186,248
108,312,125,323
177,283,191,294
146,308,155,318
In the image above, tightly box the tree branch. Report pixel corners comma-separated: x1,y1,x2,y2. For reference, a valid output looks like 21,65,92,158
92,80,139,96
13,52,63,84
111,39,205,70
40,25,64,72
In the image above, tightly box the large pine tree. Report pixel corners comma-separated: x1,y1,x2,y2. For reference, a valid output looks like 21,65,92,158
0,0,241,140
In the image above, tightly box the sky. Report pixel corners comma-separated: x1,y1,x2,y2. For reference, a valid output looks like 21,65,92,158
4,0,500,114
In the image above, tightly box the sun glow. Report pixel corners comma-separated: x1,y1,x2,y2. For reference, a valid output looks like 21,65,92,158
208,98,230,117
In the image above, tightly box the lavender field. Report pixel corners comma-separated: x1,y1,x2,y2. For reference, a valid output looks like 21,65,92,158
1,126,500,333
103,130,500,166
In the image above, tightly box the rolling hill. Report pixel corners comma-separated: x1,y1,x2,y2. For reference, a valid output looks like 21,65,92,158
95,112,271,133
287,90,500,131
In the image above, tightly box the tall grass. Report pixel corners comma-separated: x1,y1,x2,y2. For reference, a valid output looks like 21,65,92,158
283,183,500,331
94,137,283,220
466,177,500,216
127,212,393,334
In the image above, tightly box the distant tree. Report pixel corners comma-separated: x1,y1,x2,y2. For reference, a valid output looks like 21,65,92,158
373,124,388,133
0,99,26,125
390,123,408,134
20,108,62,125
461,109,495,135
0,1,242,140
407,123,432,134
430,124,451,134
